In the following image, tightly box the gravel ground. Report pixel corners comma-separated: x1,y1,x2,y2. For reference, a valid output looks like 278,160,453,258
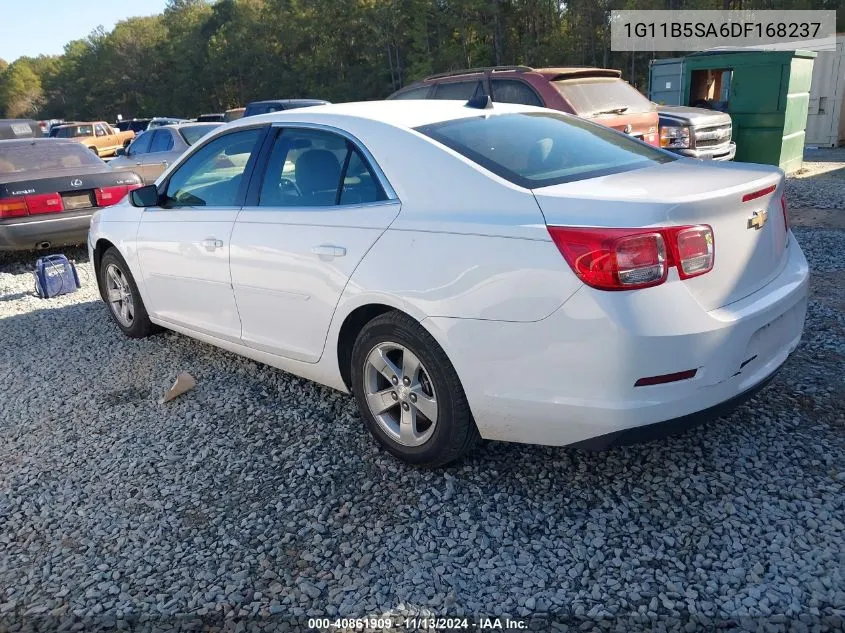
1,174,844,631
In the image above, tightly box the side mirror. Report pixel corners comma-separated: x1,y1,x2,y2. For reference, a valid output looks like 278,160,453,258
130,184,160,208
115,147,126,157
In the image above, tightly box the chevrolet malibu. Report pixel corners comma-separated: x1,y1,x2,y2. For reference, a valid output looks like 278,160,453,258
88,99,808,466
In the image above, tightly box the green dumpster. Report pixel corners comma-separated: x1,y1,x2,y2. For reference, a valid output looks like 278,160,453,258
681,49,816,173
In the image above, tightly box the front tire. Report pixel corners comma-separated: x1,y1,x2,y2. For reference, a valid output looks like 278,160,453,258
99,249,156,339
350,311,479,467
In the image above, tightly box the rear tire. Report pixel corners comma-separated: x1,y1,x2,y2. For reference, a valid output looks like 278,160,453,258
99,248,156,339
350,311,479,467
88,146,98,155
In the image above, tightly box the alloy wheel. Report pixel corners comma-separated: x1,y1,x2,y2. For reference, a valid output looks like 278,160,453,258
363,342,438,447
104,263,134,327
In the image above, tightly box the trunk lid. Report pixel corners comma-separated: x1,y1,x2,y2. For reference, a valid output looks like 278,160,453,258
533,160,788,311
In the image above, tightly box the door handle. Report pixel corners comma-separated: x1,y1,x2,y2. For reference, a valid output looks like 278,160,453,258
201,238,224,251
161,160,169,167
311,244,346,260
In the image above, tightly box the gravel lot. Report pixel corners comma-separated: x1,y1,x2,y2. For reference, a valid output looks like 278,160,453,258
1,154,844,632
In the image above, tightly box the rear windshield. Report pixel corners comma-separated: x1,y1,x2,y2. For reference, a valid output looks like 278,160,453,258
554,78,655,117
179,124,222,146
416,112,674,188
54,125,94,138
0,142,103,174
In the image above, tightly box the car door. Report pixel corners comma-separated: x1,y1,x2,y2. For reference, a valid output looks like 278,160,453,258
135,126,267,342
121,132,153,182
139,129,177,183
229,125,400,363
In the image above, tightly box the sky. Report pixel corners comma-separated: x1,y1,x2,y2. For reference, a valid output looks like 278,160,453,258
0,0,169,63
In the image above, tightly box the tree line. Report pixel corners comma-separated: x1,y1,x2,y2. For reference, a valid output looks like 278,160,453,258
0,0,842,121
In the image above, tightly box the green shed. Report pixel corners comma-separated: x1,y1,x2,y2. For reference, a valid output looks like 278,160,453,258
681,49,816,173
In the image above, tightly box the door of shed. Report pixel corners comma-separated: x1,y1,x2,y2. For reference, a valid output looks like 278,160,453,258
805,35,844,147
649,58,685,105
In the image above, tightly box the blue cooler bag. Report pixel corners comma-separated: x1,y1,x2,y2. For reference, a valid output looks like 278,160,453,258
33,254,81,299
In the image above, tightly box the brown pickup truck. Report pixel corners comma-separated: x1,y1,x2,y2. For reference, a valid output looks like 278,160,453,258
49,122,135,158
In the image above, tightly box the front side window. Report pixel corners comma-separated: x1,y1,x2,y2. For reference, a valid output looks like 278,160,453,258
491,79,543,107
164,128,262,208
258,128,385,207
554,78,655,117
95,124,107,137
416,112,674,188
149,130,175,153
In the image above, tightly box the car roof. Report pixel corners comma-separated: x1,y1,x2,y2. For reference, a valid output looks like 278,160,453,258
0,138,83,147
228,99,542,131
419,65,622,81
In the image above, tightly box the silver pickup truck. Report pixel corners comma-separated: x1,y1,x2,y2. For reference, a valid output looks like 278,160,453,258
656,105,736,161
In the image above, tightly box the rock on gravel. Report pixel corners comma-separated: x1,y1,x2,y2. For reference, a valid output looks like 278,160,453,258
1,215,844,632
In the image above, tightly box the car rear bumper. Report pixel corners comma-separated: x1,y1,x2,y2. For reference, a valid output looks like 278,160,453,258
0,211,93,252
673,141,736,161
422,233,809,447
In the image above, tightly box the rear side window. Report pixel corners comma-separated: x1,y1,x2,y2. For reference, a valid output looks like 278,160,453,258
491,79,543,107
149,130,175,153
390,86,432,100
554,78,655,117
416,112,674,188
433,81,486,100
258,128,385,207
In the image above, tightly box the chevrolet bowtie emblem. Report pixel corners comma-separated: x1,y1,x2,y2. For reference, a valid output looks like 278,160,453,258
747,209,768,230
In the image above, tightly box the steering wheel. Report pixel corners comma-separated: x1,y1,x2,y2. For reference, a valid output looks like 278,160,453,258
279,177,301,197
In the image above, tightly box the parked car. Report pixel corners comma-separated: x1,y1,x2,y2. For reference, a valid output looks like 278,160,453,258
49,122,135,158
0,138,141,251
110,122,223,184
0,119,42,140
196,113,225,123
243,99,330,117
388,65,660,145
656,105,735,161
117,118,153,134
88,100,807,466
147,117,189,129
224,108,245,122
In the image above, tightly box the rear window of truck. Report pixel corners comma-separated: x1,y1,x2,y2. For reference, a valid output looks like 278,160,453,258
416,112,674,188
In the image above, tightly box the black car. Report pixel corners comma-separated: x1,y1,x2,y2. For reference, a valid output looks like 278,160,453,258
242,99,329,117
114,119,152,134
0,119,42,140
196,113,225,122
0,139,142,251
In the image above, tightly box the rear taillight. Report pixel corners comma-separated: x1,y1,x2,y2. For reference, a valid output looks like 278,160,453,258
548,225,714,291
25,192,64,215
95,185,131,206
0,193,65,218
669,225,714,279
0,198,29,219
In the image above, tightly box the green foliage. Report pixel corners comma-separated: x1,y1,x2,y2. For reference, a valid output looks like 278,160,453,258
0,0,841,119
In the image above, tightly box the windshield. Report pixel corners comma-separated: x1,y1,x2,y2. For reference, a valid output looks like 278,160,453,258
179,124,222,145
416,112,674,188
54,125,94,138
0,142,103,174
553,78,655,117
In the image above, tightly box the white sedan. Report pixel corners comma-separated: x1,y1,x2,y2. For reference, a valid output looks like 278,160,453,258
88,99,809,466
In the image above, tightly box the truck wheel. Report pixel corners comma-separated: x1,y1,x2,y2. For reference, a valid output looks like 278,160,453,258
88,147,98,155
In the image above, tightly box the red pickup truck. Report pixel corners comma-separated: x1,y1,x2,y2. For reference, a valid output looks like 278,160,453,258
388,65,659,146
